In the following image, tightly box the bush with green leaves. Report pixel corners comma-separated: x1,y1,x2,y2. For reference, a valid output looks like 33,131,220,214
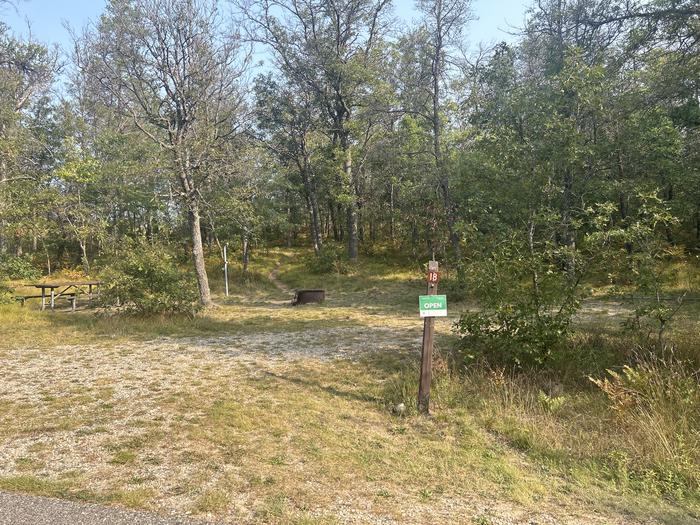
0,281,12,304
456,193,682,369
0,254,41,281
454,204,590,369
588,193,684,347
99,241,200,316
306,246,349,275
454,226,582,368
456,305,576,368
0,256,40,304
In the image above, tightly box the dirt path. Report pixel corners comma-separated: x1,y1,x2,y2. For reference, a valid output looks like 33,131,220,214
268,262,291,296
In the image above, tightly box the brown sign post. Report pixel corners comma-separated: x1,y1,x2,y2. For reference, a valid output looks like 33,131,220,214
418,260,438,414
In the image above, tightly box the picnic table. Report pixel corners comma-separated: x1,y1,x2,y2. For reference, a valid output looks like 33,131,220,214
20,281,102,311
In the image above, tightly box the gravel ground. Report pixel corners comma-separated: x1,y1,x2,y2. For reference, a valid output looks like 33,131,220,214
0,491,214,525
0,489,643,525
0,320,688,524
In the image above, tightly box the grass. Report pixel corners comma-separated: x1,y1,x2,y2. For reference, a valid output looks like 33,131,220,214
0,247,698,523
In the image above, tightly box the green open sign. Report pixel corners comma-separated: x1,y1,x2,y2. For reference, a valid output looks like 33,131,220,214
419,294,447,318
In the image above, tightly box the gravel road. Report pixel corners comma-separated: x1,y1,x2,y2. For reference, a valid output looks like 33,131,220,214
0,491,214,525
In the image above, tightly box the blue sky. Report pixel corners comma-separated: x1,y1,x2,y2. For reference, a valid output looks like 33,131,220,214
2,0,529,54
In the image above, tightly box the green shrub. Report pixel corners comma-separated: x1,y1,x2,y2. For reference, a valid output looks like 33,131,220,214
0,255,41,281
0,283,12,304
99,240,200,316
437,262,469,302
0,255,39,304
455,304,575,368
306,246,349,275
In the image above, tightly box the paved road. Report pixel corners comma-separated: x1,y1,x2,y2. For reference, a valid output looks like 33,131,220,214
0,492,214,525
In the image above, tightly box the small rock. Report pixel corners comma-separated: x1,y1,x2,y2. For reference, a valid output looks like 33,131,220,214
393,402,406,415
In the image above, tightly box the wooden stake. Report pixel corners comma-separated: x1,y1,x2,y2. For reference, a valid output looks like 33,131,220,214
418,260,438,414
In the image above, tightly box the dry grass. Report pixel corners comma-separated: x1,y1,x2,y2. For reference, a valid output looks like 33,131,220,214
0,249,698,524
0,318,534,524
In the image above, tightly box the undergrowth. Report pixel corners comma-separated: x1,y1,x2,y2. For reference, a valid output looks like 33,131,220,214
384,328,700,507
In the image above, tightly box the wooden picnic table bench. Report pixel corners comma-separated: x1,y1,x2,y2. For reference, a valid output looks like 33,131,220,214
18,281,102,311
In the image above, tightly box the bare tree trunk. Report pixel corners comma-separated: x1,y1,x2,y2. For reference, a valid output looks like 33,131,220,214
287,200,294,247
338,203,345,241
242,232,250,273
187,196,213,306
301,166,322,254
177,150,212,306
329,200,340,241
389,181,395,244
79,240,90,275
411,221,419,257
0,154,6,254
309,191,322,253
347,205,358,261
342,136,359,262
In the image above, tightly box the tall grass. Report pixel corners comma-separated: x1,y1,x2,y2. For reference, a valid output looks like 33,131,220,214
383,333,700,506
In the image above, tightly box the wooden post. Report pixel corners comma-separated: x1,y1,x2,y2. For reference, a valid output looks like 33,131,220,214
40,288,45,311
242,233,250,274
223,243,229,297
418,260,438,414
50,288,55,311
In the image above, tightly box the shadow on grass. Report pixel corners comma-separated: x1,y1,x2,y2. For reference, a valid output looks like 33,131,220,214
15,298,423,339
261,369,385,405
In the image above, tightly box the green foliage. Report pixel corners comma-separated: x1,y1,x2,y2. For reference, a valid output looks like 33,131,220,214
588,193,685,344
591,352,700,500
0,283,12,305
0,255,41,281
456,189,685,368
99,241,200,316
456,306,574,368
455,217,583,368
305,246,350,275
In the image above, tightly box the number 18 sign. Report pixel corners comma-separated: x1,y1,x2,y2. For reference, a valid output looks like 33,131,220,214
419,294,447,318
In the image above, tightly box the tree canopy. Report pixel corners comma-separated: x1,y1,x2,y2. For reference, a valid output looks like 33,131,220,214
0,0,697,309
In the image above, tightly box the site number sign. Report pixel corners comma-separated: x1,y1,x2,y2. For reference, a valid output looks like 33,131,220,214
419,294,447,318
427,270,439,284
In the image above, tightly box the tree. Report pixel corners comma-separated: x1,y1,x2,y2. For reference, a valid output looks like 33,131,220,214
254,74,325,254
0,23,58,254
77,0,249,306
416,0,473,258
242,0,392,262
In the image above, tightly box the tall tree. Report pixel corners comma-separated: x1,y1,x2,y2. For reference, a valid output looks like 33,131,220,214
242,0,392,262
254,74,325,254
77,0,249,306
0,23,58,254
416,0,472,258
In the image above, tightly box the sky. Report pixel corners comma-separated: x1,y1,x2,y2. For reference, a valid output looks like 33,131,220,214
3,0,530,54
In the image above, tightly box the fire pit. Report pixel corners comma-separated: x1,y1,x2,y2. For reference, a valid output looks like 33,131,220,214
292,289,325,305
